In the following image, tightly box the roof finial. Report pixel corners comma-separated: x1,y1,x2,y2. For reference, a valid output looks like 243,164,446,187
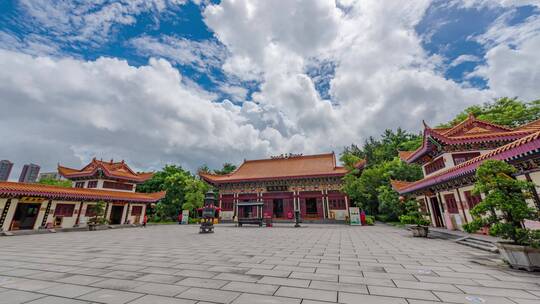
422,120,431,129
468,112,475,120
110,159,113,164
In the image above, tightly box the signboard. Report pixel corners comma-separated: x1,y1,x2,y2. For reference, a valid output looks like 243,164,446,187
349,207,361,226
181,210,189,225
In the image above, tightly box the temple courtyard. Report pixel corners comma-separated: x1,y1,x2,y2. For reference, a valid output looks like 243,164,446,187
0,225,539,304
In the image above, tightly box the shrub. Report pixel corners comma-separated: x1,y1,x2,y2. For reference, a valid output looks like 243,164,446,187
399,199,430,226
463,160,540,247
365,215,375,225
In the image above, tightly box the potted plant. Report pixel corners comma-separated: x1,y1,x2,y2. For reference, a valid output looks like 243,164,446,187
87,201,108,231
463,160,540,271
399,199,431,237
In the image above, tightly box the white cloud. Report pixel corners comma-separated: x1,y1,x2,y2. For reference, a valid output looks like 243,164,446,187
450,54,481,67
0,50,285,173
1,0,538,175
18,0,188,45
130,35,227,72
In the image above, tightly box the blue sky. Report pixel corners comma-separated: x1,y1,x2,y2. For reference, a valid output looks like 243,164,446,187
0,0,539,175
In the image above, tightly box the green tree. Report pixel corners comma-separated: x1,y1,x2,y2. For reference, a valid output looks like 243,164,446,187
341,129,422,168
138,165,207,221
342,158,422,215
38,178,72,187
377,185,404,222
399,199,430,226
438,97,540,128
463,160,539,247
214,163,237,175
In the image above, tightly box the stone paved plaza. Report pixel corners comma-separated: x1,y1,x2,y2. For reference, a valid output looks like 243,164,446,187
0,224,540,304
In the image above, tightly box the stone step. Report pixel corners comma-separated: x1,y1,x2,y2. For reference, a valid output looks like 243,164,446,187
456,237,499,253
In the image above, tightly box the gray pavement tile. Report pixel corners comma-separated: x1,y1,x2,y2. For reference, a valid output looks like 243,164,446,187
367,285,439,301
257,276,310,288
339,292,408,304
274,286,337,302
176,287,240,303
434,291,516,304
231,293,300,304
288,272,337,282
456,285,539,299
90,278,145,291
128,282,190,297
38,283,99,298
221,281,278,295
245,269,291,278
339,275,395,287
101,271,144,280
174,270,217,279
135,273,183,284
473,279,540,290
126,294,196,304
309,280,368,294
56,275,106,285
0,277,62,291
393,279,463,292
77,289,144,304
24,296,92,304
213,273,261,282
176,277,229,289
0,289,46,304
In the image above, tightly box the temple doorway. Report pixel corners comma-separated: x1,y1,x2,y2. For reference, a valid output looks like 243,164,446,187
430,197,443,227
273,199,284,218
11,203,40,230
110,205,124,225
305,198,318,215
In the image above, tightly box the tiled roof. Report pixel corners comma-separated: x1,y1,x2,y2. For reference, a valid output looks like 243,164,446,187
393,130,540,194
200,153,349,184
401,116,540,163
0,181,165,203
58,158,153,183
390,180,414,192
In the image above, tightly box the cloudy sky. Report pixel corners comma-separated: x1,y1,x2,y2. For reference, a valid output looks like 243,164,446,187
1,0,539,178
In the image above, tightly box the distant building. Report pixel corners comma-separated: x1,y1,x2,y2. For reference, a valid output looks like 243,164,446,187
38,172,64,181
19,163,40,183
0,160,13,181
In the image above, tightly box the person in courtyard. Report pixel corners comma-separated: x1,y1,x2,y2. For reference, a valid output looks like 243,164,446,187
142,215,148,228
178,212,182,224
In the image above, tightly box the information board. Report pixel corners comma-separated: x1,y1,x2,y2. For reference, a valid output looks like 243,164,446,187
181,210,189,225
349,207,361,225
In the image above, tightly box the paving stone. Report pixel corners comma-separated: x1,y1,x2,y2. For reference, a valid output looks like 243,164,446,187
221,281,278,295
129,282,190,297
38,283,99,298
56,275,106,285
393,279,462,292
309,280,368,294
257,276,310,288
24,296,91,304
176,287,240,303
135,273,183,284
0,289,45,304
101,270,144,280
231,293,300,304
434,291,516,304
456,285,539,299
288,271,337,282
339,292,408,304
245,269,291,278
339,275,395,287
77,289,144,304
368,285,439,301
213,273,261,282
176,277,229,289
275,286,337,302
127,294,196,304
90,278,145,290
0,277,62,291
